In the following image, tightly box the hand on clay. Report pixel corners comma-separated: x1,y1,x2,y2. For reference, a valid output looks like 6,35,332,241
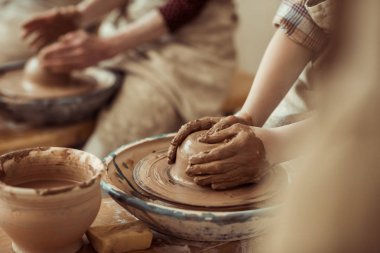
167,117,221,164
39,31,115,73
22,6,81,50
167,113,253,164
186,123,269,190
205,111,253,136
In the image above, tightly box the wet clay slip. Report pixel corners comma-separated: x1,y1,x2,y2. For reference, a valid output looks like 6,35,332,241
0,147,105,253
133,131,283,208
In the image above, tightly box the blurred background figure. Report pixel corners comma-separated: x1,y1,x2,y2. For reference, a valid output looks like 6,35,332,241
0,0,80,63
22,0,238,157
262,0,380,252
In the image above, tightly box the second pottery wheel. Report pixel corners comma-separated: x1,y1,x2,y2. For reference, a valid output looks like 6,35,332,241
0,58,98,99
0,59,123,125
133,131,284,208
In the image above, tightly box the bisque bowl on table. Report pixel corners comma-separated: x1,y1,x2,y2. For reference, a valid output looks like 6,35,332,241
0,147,105,253
102,133,289,242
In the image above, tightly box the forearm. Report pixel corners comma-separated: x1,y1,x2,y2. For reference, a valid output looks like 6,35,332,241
254,119,311,165
77,0,125,27
237,30,313,127
105,10,168,57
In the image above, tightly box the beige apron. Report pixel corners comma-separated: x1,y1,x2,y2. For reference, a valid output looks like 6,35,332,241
265,0,333,127
85,0,237,156
0,0,80,63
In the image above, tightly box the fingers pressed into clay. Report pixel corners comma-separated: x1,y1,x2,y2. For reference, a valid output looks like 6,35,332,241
167,117,220,164
186,160,238,176
189,141,237,164
199,127,236,144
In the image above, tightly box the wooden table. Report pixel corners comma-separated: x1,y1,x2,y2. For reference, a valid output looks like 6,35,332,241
221,70,254,115
0,198,253,253
0,115,95,155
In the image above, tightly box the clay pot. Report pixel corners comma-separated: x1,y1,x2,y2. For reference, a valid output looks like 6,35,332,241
22,57,70,89
0,147,105,253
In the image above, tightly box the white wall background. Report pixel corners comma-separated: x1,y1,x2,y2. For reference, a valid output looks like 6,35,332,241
235,0,280,73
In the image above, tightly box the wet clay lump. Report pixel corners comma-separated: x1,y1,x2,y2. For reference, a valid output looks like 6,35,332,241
133,131,286,209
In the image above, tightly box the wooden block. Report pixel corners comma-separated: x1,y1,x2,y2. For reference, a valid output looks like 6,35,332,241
87,221,153,253
86,199,153,253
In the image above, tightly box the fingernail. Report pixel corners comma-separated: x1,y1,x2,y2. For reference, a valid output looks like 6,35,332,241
185,165,193,175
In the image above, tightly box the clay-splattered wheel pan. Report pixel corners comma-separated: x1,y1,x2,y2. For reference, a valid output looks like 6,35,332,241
0,61,123,126
102,134,290,242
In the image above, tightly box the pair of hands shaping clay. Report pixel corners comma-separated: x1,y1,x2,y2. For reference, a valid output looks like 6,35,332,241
22,6,115,74
168,115,269,190
22,6,80,50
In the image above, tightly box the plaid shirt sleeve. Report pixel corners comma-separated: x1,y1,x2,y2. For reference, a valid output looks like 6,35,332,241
273,0,327,53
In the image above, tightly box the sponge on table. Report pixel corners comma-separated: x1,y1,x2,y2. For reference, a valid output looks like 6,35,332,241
87,220,153,253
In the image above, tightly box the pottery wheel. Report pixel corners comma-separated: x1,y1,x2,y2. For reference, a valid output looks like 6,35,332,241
133,131,287,208
0,63,114,99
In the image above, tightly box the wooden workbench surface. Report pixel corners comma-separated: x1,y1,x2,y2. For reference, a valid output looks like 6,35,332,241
0,115,94,155
0,198,253,253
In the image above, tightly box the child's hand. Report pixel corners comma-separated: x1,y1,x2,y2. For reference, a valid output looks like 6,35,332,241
167,117,221,164
22,6,81,50
167,114,252,164
39,31,114,73
187,123,269,190
201,112,253,137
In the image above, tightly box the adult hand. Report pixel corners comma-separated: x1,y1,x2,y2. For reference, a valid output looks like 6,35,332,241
39,30,115,73
186,123,269,190
22,6,81,50
167,113,253,164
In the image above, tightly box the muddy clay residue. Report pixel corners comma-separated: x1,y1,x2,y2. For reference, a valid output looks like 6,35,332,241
0,147,49,166
132,131,286,209
0,147,103,196
0,147,103,253
15,179,78,189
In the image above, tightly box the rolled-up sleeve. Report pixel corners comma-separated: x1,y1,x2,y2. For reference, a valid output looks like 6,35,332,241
273,0,327,53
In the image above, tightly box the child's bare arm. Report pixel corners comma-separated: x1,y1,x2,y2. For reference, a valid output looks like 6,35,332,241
237,29,313,127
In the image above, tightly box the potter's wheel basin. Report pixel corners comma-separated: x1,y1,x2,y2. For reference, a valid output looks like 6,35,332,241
102,133,289,241
0,61,123,125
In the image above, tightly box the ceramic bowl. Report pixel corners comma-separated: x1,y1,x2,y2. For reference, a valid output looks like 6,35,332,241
0,147,105,253
102,134,289,242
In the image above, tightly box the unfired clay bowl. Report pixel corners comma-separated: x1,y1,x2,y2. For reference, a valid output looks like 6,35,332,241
23,57,71,88
0,147,105,253
102,134,289,242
